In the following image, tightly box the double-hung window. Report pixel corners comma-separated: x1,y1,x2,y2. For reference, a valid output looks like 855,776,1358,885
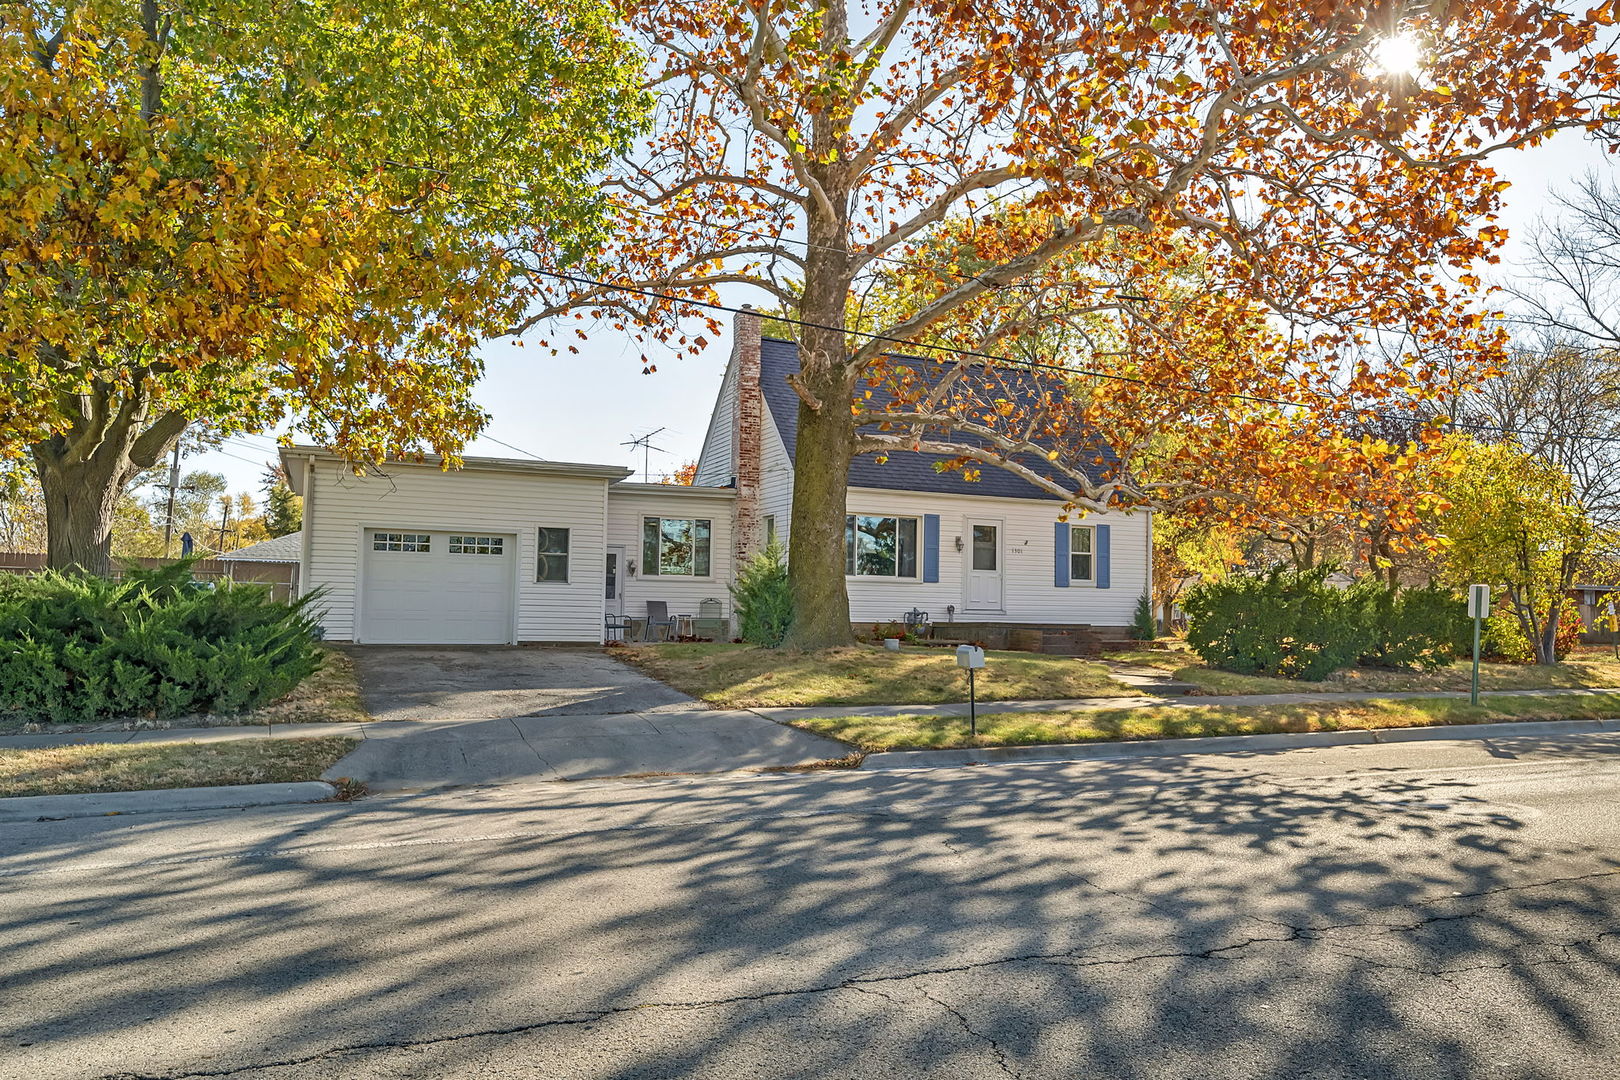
845,515,919,578
537,528,570,582
1069,525,1095,583
642,517,712,577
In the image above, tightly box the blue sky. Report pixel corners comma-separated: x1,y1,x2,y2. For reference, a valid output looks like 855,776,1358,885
196,129,1619,496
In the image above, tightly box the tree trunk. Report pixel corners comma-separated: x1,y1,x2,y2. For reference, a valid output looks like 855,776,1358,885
30,385,189,575
783,350,858,650
1536,604,1561,665
34,455,125,576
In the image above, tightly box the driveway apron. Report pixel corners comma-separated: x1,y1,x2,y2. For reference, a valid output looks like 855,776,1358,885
327,647,849,790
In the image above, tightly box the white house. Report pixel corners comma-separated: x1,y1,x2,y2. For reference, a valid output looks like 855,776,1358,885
693,311,1152,637
287,310,1150,645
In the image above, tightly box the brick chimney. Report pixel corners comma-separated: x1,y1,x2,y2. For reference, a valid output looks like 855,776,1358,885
732,306,763,568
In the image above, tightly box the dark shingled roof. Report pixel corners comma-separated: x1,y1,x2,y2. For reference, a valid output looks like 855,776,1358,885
759,337,1113,502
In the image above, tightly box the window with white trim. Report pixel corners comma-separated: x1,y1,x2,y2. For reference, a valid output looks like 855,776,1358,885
448,535,503,555
1070,525,1094,582
764,515,777,545
537,528,570,582
845,515,919,578
642,518,711,577
373,532,431,552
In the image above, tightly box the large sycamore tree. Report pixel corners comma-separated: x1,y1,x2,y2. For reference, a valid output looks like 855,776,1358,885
521,0,1620,648
1,0,644,573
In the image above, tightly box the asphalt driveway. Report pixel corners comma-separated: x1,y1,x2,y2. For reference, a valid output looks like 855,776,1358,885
354,646,697,721
326,647,850,791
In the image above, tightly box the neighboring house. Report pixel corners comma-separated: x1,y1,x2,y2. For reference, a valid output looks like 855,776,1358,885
217,531,303,601
1575,583,1620,643
287,309,1150,644
695,310,1151,634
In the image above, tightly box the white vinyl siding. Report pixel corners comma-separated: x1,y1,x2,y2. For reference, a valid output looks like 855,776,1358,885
692,360,738,486
300,460,611,643
837,487,1150,627
607,488,735,619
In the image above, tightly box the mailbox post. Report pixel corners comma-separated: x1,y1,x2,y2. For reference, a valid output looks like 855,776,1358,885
1467,584,1490,707
956,644,986,737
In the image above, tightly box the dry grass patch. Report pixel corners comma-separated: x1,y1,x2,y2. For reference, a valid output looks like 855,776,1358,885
621,642,1136,707
792,692,1620,752
0,736,359,799
1103,645,1620,697
240,647,370,724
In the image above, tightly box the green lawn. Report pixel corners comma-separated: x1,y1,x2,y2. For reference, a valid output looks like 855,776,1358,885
0,736,359,798
620,642,1137,707
792,692,1620,752
1103,645,1620,697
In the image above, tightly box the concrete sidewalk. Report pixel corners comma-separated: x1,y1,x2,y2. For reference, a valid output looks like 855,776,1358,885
9,685,1620,750
750,685,1620,723
863,717,1620,770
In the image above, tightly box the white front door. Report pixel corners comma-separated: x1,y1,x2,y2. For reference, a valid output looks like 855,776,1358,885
605,546,626,617
965,519,1004,612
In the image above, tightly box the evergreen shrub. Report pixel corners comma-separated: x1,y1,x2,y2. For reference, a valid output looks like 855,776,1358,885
0,561,323,724
730,540,794,648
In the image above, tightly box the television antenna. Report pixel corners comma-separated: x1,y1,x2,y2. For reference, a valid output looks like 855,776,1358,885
622,428,669,482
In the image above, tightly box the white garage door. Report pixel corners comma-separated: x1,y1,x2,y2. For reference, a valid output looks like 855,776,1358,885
360,530,516,645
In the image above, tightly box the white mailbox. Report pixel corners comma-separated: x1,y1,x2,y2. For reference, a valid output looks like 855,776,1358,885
955,644,986,669
1467,584,1491,620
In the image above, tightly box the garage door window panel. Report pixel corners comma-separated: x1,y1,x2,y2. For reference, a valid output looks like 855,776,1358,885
537,528,570,582
373,532,431,552
449,535,504,555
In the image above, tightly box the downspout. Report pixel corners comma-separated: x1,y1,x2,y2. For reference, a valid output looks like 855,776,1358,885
299,455,314,598
1144,508,1155,635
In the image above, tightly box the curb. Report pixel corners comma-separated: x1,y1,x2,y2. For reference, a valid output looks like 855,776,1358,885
0,781,340,823
860,717,1620,771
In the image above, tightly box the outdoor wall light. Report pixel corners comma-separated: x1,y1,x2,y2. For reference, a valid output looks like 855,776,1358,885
954,535,964,551
627,559,637,577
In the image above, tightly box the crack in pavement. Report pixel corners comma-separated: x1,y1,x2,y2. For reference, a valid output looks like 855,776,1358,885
912,987,1024,1079
95,878,1619,1080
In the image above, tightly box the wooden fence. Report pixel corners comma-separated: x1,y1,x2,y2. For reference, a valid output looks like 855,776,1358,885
0,553,299,603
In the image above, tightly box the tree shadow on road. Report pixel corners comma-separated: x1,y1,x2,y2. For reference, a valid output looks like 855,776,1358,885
3,743,1620,1079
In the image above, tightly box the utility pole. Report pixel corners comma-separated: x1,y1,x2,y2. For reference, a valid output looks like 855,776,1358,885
162,443,181,558
216,496,232,554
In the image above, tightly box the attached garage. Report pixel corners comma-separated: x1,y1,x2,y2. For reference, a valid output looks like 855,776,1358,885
359,529,517,645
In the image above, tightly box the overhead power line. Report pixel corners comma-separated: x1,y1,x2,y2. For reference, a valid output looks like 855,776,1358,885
535,268,1620,449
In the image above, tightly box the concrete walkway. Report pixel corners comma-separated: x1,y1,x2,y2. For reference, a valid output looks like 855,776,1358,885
750,685,1620,724
8,687,1620,749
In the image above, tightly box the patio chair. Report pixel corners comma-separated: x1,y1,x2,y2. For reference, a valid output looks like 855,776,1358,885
604,611,630,643
641,600,679,642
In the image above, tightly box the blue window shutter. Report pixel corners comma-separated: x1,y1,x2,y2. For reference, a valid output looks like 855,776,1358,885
923,515,940,583
1096,523,1112,589
1054,522,1070,587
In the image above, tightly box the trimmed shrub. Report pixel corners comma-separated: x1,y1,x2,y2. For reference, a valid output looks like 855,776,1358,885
730,540,794,648
0,562,323,724
1131,591,1157,641
1348,580,1470,670
1184,565,1369,681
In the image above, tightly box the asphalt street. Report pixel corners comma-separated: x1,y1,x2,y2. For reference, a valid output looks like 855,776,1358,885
4,732,1620,1079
